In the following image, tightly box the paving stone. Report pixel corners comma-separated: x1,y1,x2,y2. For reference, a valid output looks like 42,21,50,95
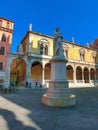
0,87,98,130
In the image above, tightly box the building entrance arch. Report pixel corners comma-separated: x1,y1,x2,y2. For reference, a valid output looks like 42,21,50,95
84,67,89,83
10,58,26,86
44,63,51,80
76,66,82,80
66,65,73,80
31,61,42,85
90,68,95,80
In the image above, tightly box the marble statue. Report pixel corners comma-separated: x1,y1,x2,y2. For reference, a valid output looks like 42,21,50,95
53,27,64,57
42,27,76,107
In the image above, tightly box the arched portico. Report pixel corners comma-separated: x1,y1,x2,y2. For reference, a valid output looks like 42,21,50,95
76,66,82,82
31,61,43,85
44,63,51,80
5,53,97,88
84,67,89,83
10,58,26,86
44,63,51,87
66,65,73,81
90,68,95,80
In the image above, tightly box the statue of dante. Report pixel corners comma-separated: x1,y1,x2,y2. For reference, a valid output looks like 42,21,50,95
53,27,64,57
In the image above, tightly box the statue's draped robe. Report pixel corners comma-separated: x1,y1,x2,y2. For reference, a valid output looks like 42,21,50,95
53,32,64,57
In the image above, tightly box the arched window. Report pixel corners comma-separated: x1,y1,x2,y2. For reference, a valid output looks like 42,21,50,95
1,34,6,42
90,68,95,80
80,53,85,61
40,44,44,54
79,48,85,61
45,45,48,55
0,46,5,55
76,66,82,80
38,39,50,55
84,67,89,83
66,65,73,80
92,51,97,63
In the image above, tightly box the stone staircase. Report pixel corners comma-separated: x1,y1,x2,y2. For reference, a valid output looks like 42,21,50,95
69,83,95,88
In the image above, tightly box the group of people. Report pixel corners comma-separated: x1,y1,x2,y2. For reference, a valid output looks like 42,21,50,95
25,81,31,88
35,80,43,88
25,80,43,88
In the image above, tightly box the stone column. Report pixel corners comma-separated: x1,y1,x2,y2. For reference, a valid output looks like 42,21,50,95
42,67,45,85
4,55,12,88
73,68,76,84
82,69,84,83
26,58,31,83
89,70,91,83
95,70,96,83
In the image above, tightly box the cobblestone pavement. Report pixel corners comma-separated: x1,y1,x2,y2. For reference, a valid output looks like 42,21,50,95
0,87,98,130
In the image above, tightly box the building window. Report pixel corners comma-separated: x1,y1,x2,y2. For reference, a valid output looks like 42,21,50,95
40,44,44,54
0,20,2,27
45,45,48,55
6,22,10,29
0,46,5,55
79,48,85,61
1,34,6,42
80,53,82,60
93,56,96,63
80,53,85,61
92,51,97,63
38,39,49,55
0,62,3,70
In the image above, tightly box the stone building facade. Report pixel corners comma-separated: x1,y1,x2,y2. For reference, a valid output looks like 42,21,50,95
5,24,98,88
0,17,14,84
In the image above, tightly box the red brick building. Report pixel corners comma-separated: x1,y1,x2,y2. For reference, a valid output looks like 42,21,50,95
0,17,14,81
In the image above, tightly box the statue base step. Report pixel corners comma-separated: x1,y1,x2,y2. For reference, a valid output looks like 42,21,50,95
42,94,76,107
42,81,76,107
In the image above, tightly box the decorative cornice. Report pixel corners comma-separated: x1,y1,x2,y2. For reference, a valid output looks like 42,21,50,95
0,17,14,23
0,26,13,33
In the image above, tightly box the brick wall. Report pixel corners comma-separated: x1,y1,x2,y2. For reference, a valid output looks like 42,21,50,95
0,41,11,71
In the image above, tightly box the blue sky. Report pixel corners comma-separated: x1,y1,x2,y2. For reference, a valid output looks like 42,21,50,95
1,0,98,52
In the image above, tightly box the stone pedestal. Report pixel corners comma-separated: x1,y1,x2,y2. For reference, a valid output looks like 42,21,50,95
42,56,76,107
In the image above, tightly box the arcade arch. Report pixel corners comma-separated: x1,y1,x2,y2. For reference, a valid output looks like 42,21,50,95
66,65,73,80
76,66,82,80
10,58,26,86
84,67,89,83
31,61,42,83
90,68,95,80
44,63,51,80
